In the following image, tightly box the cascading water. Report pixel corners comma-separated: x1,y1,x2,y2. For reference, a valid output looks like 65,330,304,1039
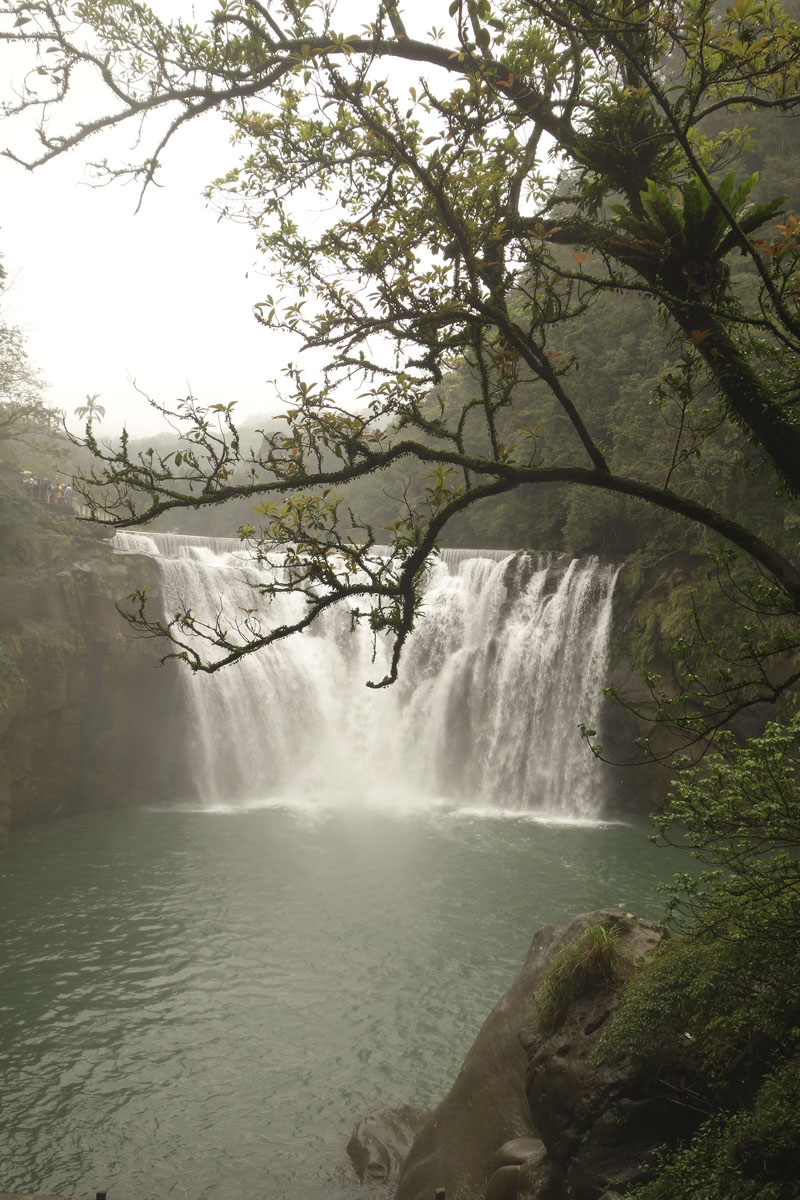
114,532,620,819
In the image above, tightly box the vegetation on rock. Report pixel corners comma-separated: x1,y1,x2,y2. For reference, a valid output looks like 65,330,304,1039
534,920,623,1034
626,1057,800,1200
596,715,800,1196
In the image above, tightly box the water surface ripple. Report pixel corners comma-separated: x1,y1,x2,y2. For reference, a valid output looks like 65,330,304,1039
0,807,682,1200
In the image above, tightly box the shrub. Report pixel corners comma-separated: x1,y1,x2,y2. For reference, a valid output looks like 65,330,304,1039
595,713,800,1197
654,714,800,944
627,1055,800,1200
594,928,800,1098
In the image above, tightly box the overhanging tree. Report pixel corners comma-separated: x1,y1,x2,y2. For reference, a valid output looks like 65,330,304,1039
2,0,799,719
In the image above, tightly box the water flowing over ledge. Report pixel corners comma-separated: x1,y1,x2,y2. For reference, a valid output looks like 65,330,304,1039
114,532,620,820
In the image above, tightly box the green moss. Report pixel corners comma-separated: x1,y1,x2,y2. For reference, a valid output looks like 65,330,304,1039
609,550,711,674
8,619,81,663
101,633,150,681
534,922,623,1034
2,621,82,715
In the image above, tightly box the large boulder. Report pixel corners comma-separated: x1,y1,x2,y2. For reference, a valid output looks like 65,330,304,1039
518,912,669,1198
394,919,566,1200
395,910,665,1200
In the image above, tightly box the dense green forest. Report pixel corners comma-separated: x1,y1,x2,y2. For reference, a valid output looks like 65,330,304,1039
3,0,800,1194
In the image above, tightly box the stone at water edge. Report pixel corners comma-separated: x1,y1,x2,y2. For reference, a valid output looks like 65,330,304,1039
346,1104,431,1185
484,1139,554,1200
394,910,666,1200
493,1138,547,1169
393,920,563,1200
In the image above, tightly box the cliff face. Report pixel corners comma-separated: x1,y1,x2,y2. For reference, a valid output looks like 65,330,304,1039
0,481,185,847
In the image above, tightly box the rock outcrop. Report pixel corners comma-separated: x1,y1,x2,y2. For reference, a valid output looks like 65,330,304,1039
516,912,669,1199
394,920,561,1200
395,911,666,1200
347,1105,431,1189
0,486,185,845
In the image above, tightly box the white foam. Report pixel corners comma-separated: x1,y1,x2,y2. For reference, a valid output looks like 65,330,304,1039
117,532,619,819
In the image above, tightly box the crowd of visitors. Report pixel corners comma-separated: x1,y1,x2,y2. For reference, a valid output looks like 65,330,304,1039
20,470,74,507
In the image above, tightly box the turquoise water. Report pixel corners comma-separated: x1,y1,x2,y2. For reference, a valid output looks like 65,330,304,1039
0,805,684,1200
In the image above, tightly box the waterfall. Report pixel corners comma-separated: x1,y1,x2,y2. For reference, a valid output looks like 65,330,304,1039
114,531,620,819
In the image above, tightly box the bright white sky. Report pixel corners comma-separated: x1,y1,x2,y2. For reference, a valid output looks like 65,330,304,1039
1,110,292,438
0,0,326,439
0,0,458,439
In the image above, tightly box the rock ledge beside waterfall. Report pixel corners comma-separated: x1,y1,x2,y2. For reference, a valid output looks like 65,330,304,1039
0,486,186,845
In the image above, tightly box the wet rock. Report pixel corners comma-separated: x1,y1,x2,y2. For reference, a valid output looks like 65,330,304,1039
0,504,185,843
484,1163,522,1200
520,911,689,1199
395,918,577,1200
485,1138,551,1200
516,1151,564,1200
493,1138,547,1169
396,910,669,1200
346,1104,430,1186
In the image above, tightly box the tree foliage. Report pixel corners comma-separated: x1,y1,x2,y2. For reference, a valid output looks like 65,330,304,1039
655,712,800,938
628,1056,800,1199
595,714,800,1196
2,0,799,709
0,259,57,455
73,393,105,424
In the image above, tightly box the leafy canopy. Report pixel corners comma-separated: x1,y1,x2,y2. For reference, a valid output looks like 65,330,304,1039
2,0,800,702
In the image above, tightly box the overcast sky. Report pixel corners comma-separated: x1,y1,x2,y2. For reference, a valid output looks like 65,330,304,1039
1,0,457,440
1,66,296,439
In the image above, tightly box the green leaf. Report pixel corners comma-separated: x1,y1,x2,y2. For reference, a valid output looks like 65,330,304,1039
717,194,787,256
